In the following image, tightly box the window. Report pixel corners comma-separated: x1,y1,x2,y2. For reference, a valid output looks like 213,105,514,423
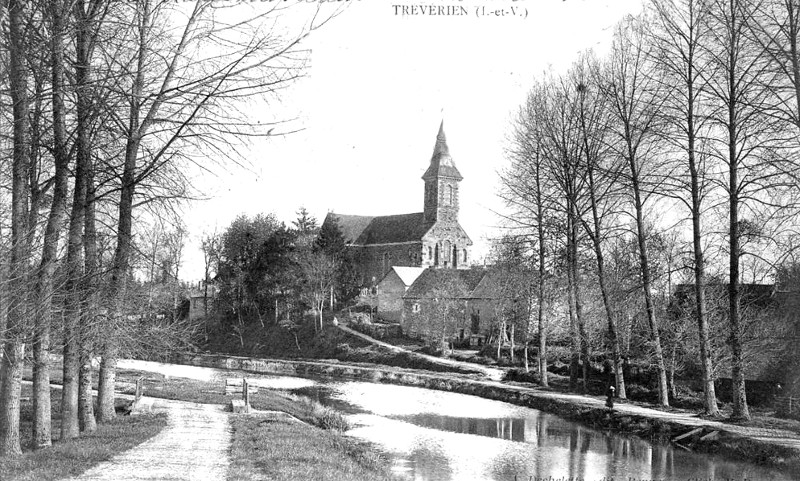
412,303,420,313
447,185,454,206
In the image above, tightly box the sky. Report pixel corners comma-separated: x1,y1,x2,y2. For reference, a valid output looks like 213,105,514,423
180,0,646,280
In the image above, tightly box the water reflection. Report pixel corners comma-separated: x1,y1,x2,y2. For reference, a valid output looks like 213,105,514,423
293,381,793,481
119,360,792,481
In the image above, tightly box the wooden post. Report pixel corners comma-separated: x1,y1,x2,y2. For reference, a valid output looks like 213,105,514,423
135,377,143,404
243,377,250,410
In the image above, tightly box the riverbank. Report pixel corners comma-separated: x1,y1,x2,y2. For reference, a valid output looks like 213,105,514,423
168,352,800,476
113,367,397,480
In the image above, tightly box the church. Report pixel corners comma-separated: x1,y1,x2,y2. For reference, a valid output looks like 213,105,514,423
322,121,472,287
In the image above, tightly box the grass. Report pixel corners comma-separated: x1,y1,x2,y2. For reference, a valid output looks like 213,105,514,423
2,385,166,481
227,416,395,481
201,318,479,375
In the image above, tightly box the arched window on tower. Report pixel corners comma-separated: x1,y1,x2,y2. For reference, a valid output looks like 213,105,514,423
447,185,454,206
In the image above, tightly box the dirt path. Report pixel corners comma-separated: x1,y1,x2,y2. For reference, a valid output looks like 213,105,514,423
336,324,505,381
68,398,231,481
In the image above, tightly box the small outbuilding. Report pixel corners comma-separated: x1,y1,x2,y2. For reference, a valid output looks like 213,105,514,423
376,266,425,322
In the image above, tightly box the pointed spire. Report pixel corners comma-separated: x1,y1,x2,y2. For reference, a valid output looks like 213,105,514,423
433,119,449,158
423,119,462,181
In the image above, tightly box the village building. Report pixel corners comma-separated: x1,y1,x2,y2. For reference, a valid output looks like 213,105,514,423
401,267,493,345
322,121,472,288
375,266,425,322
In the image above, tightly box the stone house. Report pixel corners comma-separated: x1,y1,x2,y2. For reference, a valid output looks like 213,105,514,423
399,266,525,346
322,121,472,288
401,267,486,343
376,266,425,322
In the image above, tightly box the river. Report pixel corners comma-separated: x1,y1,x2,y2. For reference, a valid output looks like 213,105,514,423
120,359,793,481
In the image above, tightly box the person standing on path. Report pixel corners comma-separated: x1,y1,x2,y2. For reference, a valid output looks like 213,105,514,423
606,385,616,410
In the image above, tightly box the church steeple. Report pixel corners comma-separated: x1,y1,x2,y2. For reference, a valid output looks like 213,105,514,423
423,120,462,223
423,120,462,182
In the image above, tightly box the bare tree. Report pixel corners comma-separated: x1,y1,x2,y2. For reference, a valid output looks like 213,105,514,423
0,0,32,457
648,0,721,416
502,84,555,385
701,0,795,420
30,0,73,448
95,0,323,421
598,16,671,406
574,54,628,399
298,251,338,333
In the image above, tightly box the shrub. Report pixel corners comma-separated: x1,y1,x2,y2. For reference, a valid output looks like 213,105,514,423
504,368,541,384
313,405,351,431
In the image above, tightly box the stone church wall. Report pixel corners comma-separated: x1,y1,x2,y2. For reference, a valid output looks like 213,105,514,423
352,242,423,286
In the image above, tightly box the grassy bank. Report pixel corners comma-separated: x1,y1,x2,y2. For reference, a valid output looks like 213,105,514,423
115,368,396,479
201,320,478,375
3,386,166,481
227,417,394,481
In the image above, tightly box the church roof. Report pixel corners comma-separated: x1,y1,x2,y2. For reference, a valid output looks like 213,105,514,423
325,212,430,246
422,120,463,181
403,268,487,300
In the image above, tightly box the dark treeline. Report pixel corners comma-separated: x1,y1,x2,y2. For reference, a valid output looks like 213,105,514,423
201,208,360,344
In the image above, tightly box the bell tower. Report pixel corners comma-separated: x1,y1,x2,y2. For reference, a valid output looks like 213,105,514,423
423,120,463,224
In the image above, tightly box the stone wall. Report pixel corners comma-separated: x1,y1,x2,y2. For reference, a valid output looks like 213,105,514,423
352,242,423,287
401,297,470,340
376,270,406,322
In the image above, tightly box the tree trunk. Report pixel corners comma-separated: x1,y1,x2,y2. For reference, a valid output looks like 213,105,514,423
0,344,24,457
725,2,749,420
80,173,98,433
510,324,515,364
97,348,117,422
32,0,72,449
61,0,99,438
688,97,720,416
566,227,579,390
728,114,749,421
630,161,670,407
580,95,626,399
536,165,548,387
1,0,31,457
571,199,589,394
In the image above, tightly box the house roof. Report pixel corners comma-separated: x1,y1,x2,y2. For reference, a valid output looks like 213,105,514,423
391,266,426,287
673,283,777,309
326,212,430,246
403,267,487,300
422,120,463,181
470,269,516,300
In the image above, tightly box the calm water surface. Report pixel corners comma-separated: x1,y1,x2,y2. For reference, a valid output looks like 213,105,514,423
120,360,793,481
